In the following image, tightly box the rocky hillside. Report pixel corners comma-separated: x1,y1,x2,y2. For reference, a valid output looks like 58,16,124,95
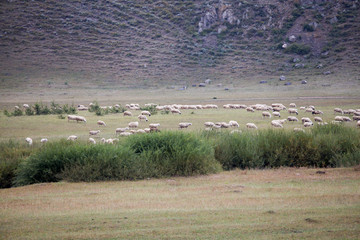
0,0,359,88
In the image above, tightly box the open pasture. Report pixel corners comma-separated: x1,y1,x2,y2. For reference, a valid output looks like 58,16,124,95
0,168,359,239
0,88,359,142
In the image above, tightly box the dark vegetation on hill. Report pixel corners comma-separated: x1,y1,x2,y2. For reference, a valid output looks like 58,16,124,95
0,0,359,87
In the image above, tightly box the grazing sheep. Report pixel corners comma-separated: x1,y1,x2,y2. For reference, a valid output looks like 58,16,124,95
23,104,29,109
272,107,283,112
141,110,151,116
149,123,160,130
171,108,182,114
273,112,281,117
294,128,305,133
304,122,313,127
334,108,343,115
67,135,77,141
312,110,323,115
262,111,272,118
353,116,360,121
246,123,258,129
88,138,96,144
334,116,344,122
144,128,151,133
119,132,132,136
14,105,20,110
77,105,88,111
353,112,360,116
246,107,255,112
128,121,139,128
105,138,114,144
288,108,298,115
89,130,100,136
123,111,132,116
204,122,215,128
276,119,287,124
289,103,296,108
40,138,48,143
271,120,283,128
136,129,146,134
229,120,240,127
300,106,306,110
138,115,149,122
305,108,314,113
287,116,299,122
342,116,352,122
25,137,33,145
301,117,312,123
179,122,192,129
97,120,106,126
68,115,87,123
314,117,323,122
115,127,129,135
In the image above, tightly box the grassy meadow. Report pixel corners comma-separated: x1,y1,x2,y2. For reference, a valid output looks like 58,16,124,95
0,168,359,239
0,82,360,239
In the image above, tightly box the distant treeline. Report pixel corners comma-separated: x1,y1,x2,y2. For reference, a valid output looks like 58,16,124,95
3,102,77,117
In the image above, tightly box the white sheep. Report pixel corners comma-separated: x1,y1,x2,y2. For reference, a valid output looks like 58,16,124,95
144,128,151,133
25,137,33,145
67,135,77,141
115,127,129,135
289,103,296,108
300,106,306,110
334,108,343,115
149,123,160,130
273,112,281,118
288,108,299,115
334,116,344,122
179,122,192,129
353,116,360,121
77,106,88,111
171,108,182,114
314,117,323,122
294,128,305,133
357,120,360,128
89,130,100,136
229,120,239,127
15,105,20,110
128,121,139,128
262,111,272,118
204,122,215,128
141,110,151,116
97,120,106,126
301,117,312,123
304,122,313,127
23,104,29,109
40,138,48,144
88,138,96,144
341,116,352,122
276,119,287,124
287,116,299,122
119,132,133,137
67,115,86,123
246,107,255,112
271,120,283,128
123,111,132,116
354,112,360,116
136,129,146,134
246,123,258,129
305,108,314,113
138,115,149,122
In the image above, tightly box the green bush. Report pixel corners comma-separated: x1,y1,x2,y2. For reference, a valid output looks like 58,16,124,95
14,132,221,186
303,24,315,32
0,140,34,188
212,124,360,170
285,43,311,55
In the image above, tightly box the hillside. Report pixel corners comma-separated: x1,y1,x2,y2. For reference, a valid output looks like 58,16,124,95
0,0,359,89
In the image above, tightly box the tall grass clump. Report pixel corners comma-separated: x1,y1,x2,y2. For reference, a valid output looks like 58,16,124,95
124,131,221,177
211,124,360,169
14,141,138,186
14,132,221,186
0,140,34,188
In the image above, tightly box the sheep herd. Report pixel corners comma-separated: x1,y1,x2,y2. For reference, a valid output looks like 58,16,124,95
23,102,360,145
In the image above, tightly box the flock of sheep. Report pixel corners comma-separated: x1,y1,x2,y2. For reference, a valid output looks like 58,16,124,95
23,102,360,145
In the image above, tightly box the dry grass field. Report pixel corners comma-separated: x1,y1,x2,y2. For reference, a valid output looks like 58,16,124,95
0,168,359,239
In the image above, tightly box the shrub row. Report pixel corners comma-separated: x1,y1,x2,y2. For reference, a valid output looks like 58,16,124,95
1,124,359,188
4,102,76,117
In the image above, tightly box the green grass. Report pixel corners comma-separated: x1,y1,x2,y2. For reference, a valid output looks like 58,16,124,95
0,168,359,239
